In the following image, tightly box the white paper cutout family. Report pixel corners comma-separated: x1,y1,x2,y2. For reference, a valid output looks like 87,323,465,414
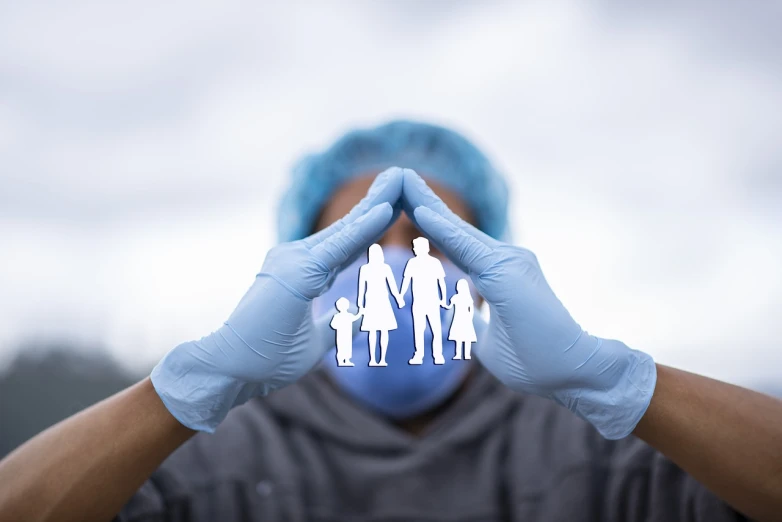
330,237,477,367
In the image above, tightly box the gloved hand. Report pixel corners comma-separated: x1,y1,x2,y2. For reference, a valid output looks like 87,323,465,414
151,168,404,432
402,170,657,440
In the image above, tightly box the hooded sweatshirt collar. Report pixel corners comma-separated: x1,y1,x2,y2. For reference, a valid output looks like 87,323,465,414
259,363,522,453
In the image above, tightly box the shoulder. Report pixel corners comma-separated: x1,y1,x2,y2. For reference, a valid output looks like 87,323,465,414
428,256,445,270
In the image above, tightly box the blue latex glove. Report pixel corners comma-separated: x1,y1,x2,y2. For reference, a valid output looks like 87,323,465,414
151,168,404,432
402,170,657,440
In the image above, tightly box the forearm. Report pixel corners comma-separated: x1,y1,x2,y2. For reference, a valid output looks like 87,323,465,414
633,364,782,522
0,377,194,522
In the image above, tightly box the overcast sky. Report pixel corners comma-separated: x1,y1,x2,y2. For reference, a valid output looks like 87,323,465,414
1,1,780,386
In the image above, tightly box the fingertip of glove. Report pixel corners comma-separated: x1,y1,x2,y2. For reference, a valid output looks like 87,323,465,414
353,201,392,223
369,201,394,221
413,205,438,221
366,167,403,197
377,166,406,183
377,201,393,212
375,166,395,180
401,168,427,188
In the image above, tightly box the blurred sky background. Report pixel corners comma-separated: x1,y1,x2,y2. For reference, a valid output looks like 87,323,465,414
1,1,780,387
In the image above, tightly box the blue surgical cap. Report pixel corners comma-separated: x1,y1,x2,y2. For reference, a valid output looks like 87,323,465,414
276,120,510,243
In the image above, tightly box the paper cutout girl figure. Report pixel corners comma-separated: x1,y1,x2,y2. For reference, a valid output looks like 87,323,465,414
445,279,477,360
330,297,363,367
357,244,404,366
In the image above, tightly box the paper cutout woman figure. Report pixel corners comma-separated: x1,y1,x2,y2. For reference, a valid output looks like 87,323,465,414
358,244,404,366
445,279,477,360
330,297,363,367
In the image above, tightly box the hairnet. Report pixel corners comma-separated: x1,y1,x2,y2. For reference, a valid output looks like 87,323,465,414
276,120,510,243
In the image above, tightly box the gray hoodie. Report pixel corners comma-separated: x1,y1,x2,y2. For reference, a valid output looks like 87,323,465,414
116,365,747,521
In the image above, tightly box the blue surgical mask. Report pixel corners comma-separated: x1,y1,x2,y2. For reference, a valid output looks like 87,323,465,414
313,245,474,419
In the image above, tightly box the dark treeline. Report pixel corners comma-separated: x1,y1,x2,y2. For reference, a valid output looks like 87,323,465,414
0,346,146,458
1,347,779,459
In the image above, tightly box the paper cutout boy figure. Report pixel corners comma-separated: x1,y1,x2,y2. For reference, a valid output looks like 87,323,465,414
444,278,477,360
399,237,448,365
330,297,363,367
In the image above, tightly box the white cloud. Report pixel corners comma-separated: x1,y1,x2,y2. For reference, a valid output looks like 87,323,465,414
1,0,780,386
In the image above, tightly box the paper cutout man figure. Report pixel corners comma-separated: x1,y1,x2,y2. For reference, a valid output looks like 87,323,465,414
330,297,363,367
399,237,448,365
445,278,477,360
357,244,405,366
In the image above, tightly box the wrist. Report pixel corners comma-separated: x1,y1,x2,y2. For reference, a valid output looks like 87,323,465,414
554,337,657,440
139,377,197,437
150,331,265,433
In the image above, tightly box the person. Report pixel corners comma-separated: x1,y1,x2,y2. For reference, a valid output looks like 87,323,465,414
399,237,449,365
357,243,404,366
329,297,362,366
446,278,477,360
0,121,781,522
